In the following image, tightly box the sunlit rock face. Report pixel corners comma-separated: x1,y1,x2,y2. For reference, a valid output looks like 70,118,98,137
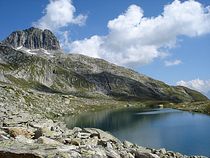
2,27,60,50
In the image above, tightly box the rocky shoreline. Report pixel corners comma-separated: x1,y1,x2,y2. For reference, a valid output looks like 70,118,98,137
0,102,208,158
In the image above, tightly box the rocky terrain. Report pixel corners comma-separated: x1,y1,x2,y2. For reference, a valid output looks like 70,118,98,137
0,105,207,158
0,27,209,157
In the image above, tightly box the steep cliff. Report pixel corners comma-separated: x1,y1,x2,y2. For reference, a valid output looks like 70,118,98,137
2,27,60,50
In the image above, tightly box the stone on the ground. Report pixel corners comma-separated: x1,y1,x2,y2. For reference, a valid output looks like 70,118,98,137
37,136,61,145
15,135,34,144
3,127,34,138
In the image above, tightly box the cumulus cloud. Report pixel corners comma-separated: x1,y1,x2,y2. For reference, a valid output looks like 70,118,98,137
69,0,210,66
177,79,210,94
164,59,182,66
33,0,87,31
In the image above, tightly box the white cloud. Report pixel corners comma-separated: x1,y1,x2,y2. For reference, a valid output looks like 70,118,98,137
70,36,104,58
69,0,210,66
33,0,87,31
177,79,210,94
164,59,182,66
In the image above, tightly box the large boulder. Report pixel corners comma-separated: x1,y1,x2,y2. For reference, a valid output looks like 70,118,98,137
83,128,120,143
36,136,61,145
3,127,34,138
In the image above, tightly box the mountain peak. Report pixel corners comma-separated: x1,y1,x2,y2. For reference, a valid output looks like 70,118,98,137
2,27,60,50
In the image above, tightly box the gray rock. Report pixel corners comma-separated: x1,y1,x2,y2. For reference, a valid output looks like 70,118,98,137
75,132,91,139
0,151,42,158
119,151,135,158
84,128,99,136
166,151,176,157
106,147,121,158
82,137,98,146
84,128,120,143
15,135,34,144
137,146,152,153
0,129,7,135
34,127,62,139
133,152,160,158
3,115,30,126
80,146,97,157
72,127,83,133
159,148,167,155
93,147,107,157
69,138,81,146
57,145,77,152
68,151,82,158
123,140,133,148
37,136,61,145
29,119,54,129
0,134,9,140
106,142,113,149
175,152,184,158
2,27,60,50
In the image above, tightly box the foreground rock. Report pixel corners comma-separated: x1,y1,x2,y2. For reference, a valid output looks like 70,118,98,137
0,108,208,158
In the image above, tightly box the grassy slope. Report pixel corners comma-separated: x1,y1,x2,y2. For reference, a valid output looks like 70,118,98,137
0,45,209,118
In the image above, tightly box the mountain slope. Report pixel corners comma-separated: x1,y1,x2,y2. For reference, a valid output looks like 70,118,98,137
0,27,208,104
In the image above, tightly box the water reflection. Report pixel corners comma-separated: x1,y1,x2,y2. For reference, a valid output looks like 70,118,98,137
65,108,175,130
65,108,210,157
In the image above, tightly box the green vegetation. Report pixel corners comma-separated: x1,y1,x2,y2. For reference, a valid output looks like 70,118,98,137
205,101,210,114
170,100,210,115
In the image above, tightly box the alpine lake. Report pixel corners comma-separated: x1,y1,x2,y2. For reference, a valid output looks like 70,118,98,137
64,108,210,157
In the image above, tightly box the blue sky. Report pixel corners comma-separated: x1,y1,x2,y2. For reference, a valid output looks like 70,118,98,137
0,0,210,96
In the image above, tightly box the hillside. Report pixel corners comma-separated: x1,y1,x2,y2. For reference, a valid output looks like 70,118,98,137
0,28,208,105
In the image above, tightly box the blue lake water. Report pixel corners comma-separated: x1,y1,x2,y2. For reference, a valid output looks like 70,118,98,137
65,108,210,157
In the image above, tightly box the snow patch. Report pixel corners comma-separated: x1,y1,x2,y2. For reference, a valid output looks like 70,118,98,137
15,47,53,56
25,49,37,55
16,46,23,50
41,48,51,55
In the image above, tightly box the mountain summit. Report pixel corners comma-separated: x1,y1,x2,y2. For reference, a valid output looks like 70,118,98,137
2,27,60,50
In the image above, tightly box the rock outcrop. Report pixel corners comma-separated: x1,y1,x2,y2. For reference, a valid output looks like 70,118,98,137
2,27,60,50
